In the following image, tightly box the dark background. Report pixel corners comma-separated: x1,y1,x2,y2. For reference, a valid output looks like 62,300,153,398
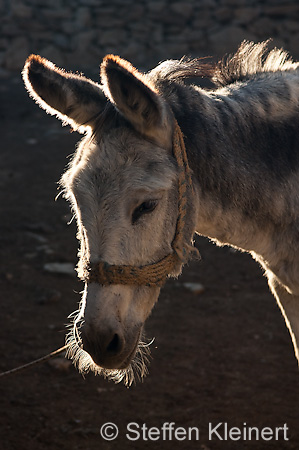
1,0,299,74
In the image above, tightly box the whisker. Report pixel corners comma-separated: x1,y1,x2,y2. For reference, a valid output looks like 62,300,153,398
55,189,65,201
65,308,151,386
67,215,76,225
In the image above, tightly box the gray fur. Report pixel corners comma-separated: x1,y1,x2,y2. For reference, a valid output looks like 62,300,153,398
23,41,299,384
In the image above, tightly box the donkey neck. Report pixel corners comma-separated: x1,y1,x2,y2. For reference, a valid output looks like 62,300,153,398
161,75,299,253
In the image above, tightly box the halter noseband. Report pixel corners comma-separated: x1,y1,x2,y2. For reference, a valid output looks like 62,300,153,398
80,121,194,287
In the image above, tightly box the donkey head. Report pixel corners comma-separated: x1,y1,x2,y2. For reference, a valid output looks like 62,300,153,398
23,55,197,384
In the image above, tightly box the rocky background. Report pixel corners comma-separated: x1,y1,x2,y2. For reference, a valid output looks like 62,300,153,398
0,0,299,76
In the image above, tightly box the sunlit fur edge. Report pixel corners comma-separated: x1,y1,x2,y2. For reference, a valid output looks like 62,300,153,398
64,308,152,387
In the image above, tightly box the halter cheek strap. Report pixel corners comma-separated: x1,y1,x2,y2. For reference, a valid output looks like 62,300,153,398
79,120,195,287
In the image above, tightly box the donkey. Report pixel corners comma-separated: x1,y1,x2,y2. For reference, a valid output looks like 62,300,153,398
23,41,299,385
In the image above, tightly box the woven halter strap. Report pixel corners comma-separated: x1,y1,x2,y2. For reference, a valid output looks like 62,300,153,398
81,120,193,287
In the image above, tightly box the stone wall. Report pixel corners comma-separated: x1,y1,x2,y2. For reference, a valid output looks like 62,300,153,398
1,0,299,76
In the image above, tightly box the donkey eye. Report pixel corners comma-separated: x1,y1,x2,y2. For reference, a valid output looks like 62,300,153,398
132,200,158,224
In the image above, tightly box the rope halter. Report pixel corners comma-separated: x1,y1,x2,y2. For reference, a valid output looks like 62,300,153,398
80,120,195,287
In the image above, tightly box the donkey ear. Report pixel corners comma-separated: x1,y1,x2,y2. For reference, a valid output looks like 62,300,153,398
22,55,107,132
100,55,173,149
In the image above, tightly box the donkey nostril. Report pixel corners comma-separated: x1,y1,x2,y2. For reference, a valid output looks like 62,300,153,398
106,333,122,355
81,326,125,367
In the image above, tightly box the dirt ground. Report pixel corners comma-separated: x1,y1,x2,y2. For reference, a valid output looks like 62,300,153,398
1,75,299,450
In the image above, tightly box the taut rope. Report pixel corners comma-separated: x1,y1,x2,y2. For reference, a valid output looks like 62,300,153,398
81,120,195,287
0,345,68,378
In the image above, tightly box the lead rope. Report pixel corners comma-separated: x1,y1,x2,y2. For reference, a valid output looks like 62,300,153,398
81,120,195,287
0,345,69,378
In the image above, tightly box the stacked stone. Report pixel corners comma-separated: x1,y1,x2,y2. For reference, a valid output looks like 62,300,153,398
0,0,298,76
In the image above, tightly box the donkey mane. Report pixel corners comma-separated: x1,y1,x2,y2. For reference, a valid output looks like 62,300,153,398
214,40,298,86
150,41,298,88
149,56,214,83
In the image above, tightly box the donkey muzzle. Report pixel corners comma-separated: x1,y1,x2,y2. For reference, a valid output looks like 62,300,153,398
81,321,141,370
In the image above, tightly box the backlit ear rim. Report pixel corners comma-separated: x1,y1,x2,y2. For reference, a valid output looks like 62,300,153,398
22,54,69,123
23,54,107,133
99,54,173,149
100,54,158,105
